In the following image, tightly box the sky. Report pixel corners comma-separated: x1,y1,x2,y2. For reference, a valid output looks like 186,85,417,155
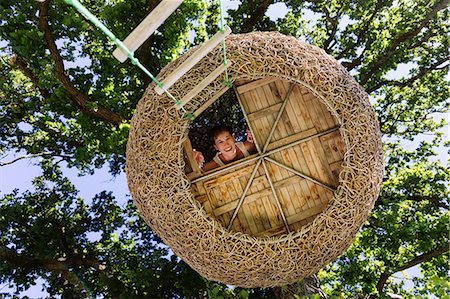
0,0,448,297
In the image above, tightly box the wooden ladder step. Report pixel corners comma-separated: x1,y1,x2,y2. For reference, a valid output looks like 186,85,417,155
113,0,183,62
176,61,232,109
155,25,232,95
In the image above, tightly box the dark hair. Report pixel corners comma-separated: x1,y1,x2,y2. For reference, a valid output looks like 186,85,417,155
208,125,233,144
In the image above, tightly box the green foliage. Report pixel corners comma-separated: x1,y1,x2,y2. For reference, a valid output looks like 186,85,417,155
0,0,448,298
0,161,207,298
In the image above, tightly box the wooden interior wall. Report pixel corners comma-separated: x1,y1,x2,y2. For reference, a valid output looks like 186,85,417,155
188,78,344,237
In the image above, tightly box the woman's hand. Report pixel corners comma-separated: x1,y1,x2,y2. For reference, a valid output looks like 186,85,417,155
246,128,254,143
192,149,205,167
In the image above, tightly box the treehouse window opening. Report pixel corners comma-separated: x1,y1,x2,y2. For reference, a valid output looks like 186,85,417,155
186,88,256,174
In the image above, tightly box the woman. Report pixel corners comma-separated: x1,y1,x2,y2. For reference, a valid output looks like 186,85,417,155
192,125,256,172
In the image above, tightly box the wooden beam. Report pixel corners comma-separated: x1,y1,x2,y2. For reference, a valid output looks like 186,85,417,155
262,83,295,153
264,157,336,193
113,0,183,62
155,26,232,95
234,85,262,154
183,136,202,175
261,159,290,233
227,159,262,231
176,61,232,109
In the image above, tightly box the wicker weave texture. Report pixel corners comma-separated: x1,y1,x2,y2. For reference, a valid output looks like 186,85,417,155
126,32,384,288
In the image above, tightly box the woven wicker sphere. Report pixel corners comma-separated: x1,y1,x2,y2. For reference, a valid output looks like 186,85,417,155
126,32,384,288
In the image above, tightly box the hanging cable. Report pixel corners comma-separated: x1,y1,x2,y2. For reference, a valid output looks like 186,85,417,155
218,0,232,87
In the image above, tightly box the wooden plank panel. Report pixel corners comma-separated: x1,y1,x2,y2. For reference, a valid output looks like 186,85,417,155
268,81,290,140
284,145,314,210
274,150,299,209
213,188,272,216
330,160,344,184
196,194,209,204
303,93,327,132
290,85,313,131
306,138,333,186
267,128,318,152
283,93,303,133
320,130,345,165
318,99,339,128
247,102,282,122
247,201,265,233
274,80,294,136
296,91,315,130
300,140,328,207
202,200,213,215
231,176,250,234
267,81,282,105
261,194,282,229
284,147,311,213
261,84,283,143
319,134,338,165
286,202,327,224
273,79,288,103
239,91,265,147
253,87,274,147
204,164,254,189
311,137,338,187
254,225,286,237
266,152,294,218
256,197,272,231
236,77,277,94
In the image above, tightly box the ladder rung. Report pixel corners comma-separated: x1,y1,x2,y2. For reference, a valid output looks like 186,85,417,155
175,61,233,110
113,0,183,63
155,25,232,95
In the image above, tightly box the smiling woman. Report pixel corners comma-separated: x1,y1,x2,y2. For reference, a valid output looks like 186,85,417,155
194,125,256,172
126,32,384,287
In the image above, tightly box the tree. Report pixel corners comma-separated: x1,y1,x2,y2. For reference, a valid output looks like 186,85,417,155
1,0,448,298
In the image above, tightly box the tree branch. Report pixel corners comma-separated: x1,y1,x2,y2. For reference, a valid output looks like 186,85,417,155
240,0,275,33
367,56,449,93
336,0,386,61
374,244,449,294
0,152,73,166
360,0,449,85
322,6,343,53
273,274,327,298
37,1,123,126
10,54,52,99
0,244,87,293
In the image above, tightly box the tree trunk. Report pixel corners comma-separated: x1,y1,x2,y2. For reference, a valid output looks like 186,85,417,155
273,274,327,299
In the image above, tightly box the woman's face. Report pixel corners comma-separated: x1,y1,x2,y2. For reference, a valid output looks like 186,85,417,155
213,131,237,157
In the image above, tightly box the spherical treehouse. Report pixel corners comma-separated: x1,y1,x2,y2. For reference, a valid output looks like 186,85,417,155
126,32,384,288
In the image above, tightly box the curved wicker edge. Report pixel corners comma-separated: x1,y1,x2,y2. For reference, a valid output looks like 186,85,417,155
126,32,384,288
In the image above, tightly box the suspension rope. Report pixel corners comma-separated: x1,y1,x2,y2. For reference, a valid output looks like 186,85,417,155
218,0,232,87
63,0,191,117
